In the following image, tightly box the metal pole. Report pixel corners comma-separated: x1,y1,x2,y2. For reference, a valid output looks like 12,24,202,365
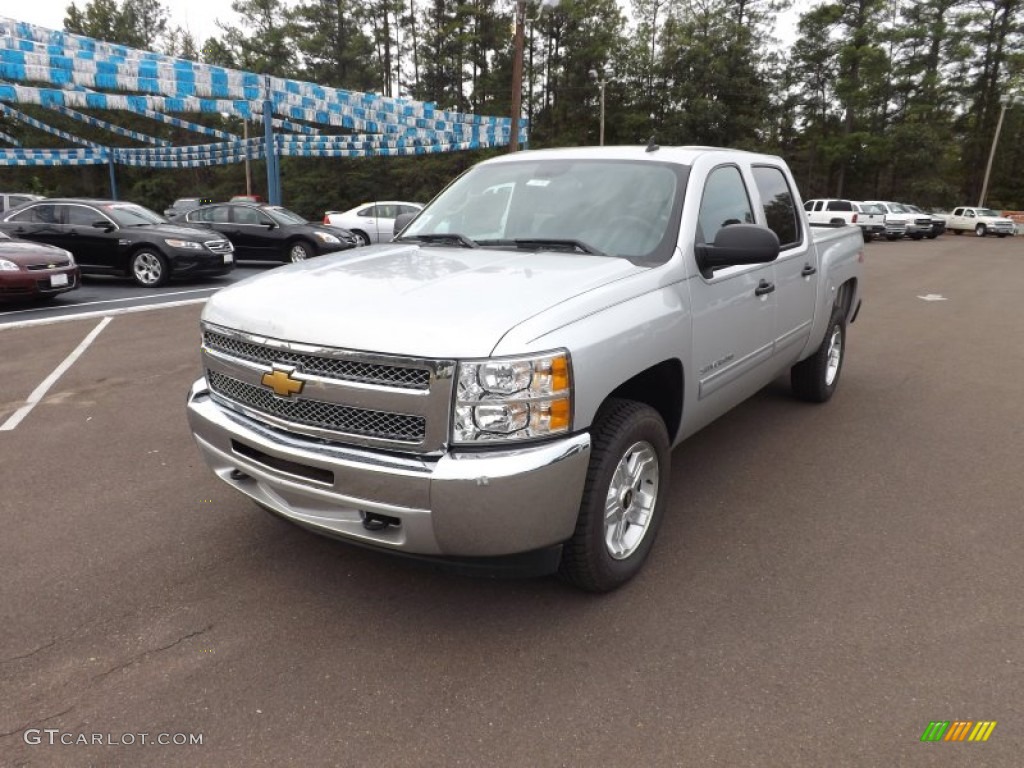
263,75,281,205
509,0,525,153
107,153,118,200
974,98,1007,207
599,79,606,146
243,119,252,197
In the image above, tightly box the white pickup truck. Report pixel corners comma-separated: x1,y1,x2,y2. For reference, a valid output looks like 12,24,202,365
944,207,1016,237
187,146,863,591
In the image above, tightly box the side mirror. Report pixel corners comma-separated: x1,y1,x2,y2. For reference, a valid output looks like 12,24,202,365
92,220,115,232
264,221,276,229
393,211,417,238
695,224,779,277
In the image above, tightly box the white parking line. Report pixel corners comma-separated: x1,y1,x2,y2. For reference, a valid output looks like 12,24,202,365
0,297,209,331
0,317,113,432
0,286,219,320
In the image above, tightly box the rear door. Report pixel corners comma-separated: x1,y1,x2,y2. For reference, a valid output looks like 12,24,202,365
752,165,817,365
688,164,778,405
3,203,62,248
63,202,118,269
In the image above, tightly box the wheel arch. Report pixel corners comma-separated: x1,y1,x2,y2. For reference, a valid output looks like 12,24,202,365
601,359,684,444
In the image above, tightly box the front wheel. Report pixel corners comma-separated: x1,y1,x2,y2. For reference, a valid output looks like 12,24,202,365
975,224,987,237
954,229,963,235
791,308,846,403
886,234,900,241
352,230,371,247
286,241,312,263
130,249,168,287
559,399,670,592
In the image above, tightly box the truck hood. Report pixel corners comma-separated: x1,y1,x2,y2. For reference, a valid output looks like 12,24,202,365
203,242,647,357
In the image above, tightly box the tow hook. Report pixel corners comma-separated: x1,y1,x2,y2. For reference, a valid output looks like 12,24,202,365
361,511,401,531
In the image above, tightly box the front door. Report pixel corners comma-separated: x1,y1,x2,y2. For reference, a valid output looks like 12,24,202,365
688,164,778,409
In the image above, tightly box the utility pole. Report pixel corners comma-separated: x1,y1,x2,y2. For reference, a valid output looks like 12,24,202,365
509,0,526,152
979,94,1023,207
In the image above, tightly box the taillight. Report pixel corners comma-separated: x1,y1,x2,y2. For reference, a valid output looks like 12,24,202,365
852,212,858,223
323,215,329,224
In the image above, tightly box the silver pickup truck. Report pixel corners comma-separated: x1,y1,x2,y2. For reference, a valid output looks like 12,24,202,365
187,146,863,591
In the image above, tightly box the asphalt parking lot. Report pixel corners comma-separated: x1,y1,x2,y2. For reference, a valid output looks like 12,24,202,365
1,235,1022,767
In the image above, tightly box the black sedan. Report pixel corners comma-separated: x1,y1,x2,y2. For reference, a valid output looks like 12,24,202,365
170,201,359,262
0,199,234,287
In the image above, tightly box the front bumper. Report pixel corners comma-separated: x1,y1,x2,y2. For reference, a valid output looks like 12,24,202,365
186,378,591,557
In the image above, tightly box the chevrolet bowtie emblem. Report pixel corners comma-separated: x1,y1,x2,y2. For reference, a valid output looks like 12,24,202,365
261,367,304,397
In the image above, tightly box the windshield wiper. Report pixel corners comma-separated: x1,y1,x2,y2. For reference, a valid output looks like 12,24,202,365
401,232,478,248
513,238,606,256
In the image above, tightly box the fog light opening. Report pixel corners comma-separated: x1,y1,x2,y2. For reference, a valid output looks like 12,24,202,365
360,511,401,531
229,469,250,481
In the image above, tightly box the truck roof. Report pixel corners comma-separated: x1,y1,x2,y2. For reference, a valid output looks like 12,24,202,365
481,145,785,167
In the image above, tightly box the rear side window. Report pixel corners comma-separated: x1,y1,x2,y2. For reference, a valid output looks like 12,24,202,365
826,200,853,211
9,204,58,224
697,165,754,245
752,166,801,248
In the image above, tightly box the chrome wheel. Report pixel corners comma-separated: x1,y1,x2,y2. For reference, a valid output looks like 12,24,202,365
825,326,843,386
604,441,659,560
132,251,164,286
353,230,370,247
288,242,310,262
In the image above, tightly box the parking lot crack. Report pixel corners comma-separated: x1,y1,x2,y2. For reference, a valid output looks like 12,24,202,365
0,638,59,665
0,706,75,740
91,624,213,682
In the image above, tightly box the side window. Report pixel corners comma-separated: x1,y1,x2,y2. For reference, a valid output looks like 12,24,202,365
10,195,32,208
233,207,260,225
752,166,801,248
66,205,101,225
966,210,975,218
12,204,58,224
202,206,230,223
952,208,963,216
813,201,824,212
697,165,754,245
358,206,375,218
376,204,397,219
803,200,814,212
255,211,273,226
826,200,852,212
398,205,419,216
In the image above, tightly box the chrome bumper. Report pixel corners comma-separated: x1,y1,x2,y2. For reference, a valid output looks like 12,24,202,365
186,378,591,557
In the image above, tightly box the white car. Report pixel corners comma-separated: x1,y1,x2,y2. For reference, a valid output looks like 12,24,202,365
944,207,1016,237
323,201,423,246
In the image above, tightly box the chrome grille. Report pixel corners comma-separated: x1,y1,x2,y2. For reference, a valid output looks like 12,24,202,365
204,330,431,389
26,260,72,270
204,239,233,254
207,370,426,443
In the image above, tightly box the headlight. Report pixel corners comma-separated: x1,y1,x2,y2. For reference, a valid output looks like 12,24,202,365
313,232,340,244
0,258,19,271
453,351,572,444
164,239,203,250
62,250,76,267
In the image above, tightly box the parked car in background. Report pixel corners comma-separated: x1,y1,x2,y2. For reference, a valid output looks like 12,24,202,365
0,230,79,301
0,199,234,287
323,201,424,246
944,207,1016,237
172,201,359,262
163,197,213,219
803,198,881,242
230,194,263,203
852,202,886,241
903,204,945,238
861,201,928,240
0,192,46,213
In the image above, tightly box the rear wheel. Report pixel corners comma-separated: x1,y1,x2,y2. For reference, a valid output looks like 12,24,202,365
791,307,846,403
559,399,670,593
954,229,963,235
130,249,168,287
975,224,987,237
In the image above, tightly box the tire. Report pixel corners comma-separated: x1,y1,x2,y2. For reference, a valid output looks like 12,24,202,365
791,306,846,403
954,229,962,235
886,235,900,241
559,399,670,593
975,224,987,237
911,234,924,240
997,233,1008,239
927,233,938,239
286,240,312,263
130,249,168,287
352,230,371,247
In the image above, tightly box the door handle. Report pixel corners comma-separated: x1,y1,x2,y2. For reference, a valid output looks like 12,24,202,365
755,279,775,297
801,263,817,277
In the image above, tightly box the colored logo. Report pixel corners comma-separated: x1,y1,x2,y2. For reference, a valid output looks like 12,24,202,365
920,721,996,742
261,367,304,397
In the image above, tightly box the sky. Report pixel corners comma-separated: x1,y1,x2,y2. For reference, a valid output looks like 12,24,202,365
8,1,811,53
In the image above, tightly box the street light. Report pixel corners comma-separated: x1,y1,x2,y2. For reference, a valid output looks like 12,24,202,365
589,69,614,146
510,0,560,152
979,93,1024,207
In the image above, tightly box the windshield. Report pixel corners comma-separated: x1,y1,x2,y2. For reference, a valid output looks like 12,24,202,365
401,158,687,262
265,206,307,225
977,208,1002,218
860,204,884,214
103,203,166,226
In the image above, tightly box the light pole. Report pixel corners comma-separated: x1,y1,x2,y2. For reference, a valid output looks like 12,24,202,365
979,93,1024,207
589,69,613,146
509,0,526,153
